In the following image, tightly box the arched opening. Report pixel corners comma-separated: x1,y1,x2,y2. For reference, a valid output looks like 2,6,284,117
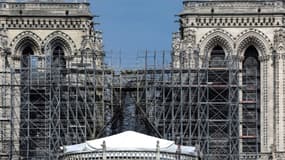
52,46,66,69
20,46,37,82
50,45,67,146
21,46,34,68
242,45,260,153
20,45,39,81
22,46,33,55
209,45,225,67
205,44,237,158
20,45,38,158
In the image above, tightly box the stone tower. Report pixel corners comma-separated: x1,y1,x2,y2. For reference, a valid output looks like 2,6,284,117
0,0,104,159
173,0,285,159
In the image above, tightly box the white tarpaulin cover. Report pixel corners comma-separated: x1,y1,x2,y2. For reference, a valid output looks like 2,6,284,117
63,131,196,156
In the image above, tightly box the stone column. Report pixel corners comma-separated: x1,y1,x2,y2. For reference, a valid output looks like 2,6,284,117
273,29,285,152
172,32,182,69
238,55,244,153
8,56,21,160
278,53,285,152
260,55,274,153
274,52,285,152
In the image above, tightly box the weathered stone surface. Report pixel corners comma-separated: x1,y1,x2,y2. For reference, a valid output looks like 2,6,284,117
0,0,103,159
173,0,285,159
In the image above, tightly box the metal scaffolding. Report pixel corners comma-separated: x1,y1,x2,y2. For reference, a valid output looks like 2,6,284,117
240,46,261,154
0,49,261,160
118,51,241,160
0,49,113,159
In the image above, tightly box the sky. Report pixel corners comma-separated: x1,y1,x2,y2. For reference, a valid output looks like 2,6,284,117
90,0,183,68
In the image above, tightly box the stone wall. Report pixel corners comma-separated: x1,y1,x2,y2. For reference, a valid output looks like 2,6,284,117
173,0,285,157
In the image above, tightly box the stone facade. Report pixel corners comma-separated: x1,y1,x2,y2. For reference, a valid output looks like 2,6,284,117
173,0,285,159
1,0,285,159
0,0,103,159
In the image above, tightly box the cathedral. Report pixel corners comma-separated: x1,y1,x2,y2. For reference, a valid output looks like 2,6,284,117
173,0,285,159
0,0,284,160
0,0,104,159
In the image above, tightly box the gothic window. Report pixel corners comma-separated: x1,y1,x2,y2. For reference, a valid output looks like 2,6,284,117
242,45,261,153
21,46,34,68
20,46,34,159
243,47,259,78
52,46,66,69
209,45,225,67
21,46,38,82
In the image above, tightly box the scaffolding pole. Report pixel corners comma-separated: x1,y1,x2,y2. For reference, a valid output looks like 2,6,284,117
0,48,112,159
120,50,241,160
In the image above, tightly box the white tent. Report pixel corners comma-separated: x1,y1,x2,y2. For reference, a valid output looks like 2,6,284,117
62,131,197,156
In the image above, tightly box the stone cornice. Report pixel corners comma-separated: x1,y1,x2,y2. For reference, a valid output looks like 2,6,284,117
181,15,282,28
182,1,283,16
0,2,92,17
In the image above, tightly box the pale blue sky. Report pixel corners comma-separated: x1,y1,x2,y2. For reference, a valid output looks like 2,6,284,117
90,1,183,68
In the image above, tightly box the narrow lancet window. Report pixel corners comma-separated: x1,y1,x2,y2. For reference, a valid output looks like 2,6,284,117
209,45,225,67
242,45,260,153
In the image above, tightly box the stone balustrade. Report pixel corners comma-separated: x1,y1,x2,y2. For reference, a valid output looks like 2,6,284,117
181,0,283,14
0,1,91,16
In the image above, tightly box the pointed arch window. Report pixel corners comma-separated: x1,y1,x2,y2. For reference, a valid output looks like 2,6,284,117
209,45,225,67
242,45,260,153
21,46,38,81
52,46,66,69
243,46,260,77
21,46,34,68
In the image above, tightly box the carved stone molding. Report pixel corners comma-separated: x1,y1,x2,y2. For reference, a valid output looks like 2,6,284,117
259,55,271,62
229,55,244,62
0,30,8,58
198,28,234,47
274,29,285,54
198,28,234,57
94,30,104,52
0,29,8,49
183,1,278,10
275,152,285,159
172,32,181,56
183,28,196,47
42,31,77,56
10,31,42,56
236,29,273,57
